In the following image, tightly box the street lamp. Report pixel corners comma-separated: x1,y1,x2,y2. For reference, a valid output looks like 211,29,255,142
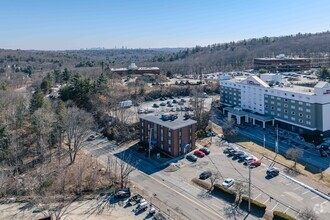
248,165,251,213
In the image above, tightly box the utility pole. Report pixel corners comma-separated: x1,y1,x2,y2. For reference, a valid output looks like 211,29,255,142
275,124,279,154
148,128,153,158
248,166,251,213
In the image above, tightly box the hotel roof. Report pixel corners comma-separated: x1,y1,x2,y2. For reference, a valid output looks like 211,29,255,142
139,114,197,130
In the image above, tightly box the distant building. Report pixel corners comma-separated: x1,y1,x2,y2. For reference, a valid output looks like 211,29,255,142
220,75,330,137
110,63,160,75
254,54,311,72
139,114,197,157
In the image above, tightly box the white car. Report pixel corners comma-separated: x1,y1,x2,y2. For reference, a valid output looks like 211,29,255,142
222,178,235,188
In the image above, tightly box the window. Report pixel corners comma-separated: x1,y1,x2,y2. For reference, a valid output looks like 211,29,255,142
306,121,311,125
306,115,311,119
271,112,275,115
291,100,295,103
284,99,288,102
306,109,311,113
299,102,303,105
271,96,275,99
277,113,281,117
299,113,303,117
168,139,171,145
277,97,281,100
284,104,288,107
161,143,163,149
271,106,274,110
277,103,281,106
298,107,303,111
265,105,268,108
291,117,296,121
284,115,288,119
284,109,288,113
291,106,295,109
277,108,281,111
168,146,171,152
299,119,303,123
306,103,311,107
291,111,295,115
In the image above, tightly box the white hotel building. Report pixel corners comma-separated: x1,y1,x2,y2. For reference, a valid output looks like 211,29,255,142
219,74,330,137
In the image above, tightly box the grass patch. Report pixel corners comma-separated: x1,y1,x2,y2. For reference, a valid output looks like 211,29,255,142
273,211,296,220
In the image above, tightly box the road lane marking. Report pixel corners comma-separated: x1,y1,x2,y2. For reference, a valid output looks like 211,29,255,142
271,202,279,211
294,186,301,190
302,190,310,195
311,195,319,200
254,193,262,200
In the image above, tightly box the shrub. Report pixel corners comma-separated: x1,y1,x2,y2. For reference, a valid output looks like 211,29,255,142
196,130,206,139
213,184,236,197
191,177,211,190
241,196,267,210
273,211,296,220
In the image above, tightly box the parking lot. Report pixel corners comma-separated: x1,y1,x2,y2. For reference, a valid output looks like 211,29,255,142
165,138,330,219
110,96,215,124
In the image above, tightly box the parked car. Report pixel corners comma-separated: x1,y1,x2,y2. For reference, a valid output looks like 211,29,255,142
87,135,96,141
181,99,186,103
159,97,165,101
170,108,176,112
233,151,245,158
320,149,328,157
223,147,234,154
172,99,177,103
228,149,237,156
114,188,131,198
169,95,174,99
199,171,212,180
222,178,235,187
194,150,205,157
160,102,166,106
137,109,144,114
176,107,181,111
238,153,249,162
167,103,174,107
249,159,261,168
199,147,210,155
135,201,148,213
266,167,279,177
243,156,257,165
152,103,159,108
186,154,198,162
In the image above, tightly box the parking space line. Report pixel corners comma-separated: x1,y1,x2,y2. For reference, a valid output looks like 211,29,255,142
254,193,261,200
311,195,319,200
302,190,310,195
321,201,328,205
264,198,269,203
284,207,289,213
293,186,301,190
286,182,292,186
271,202,279,211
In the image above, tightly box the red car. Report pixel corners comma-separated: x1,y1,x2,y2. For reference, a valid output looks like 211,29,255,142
194,150,205,157
249,159,261,168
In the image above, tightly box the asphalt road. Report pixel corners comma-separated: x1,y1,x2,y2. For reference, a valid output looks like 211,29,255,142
82,136,329,220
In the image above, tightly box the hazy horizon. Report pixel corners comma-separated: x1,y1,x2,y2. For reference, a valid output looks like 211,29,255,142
1,0,330,50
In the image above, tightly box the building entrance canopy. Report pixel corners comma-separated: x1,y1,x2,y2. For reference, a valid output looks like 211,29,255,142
223,107,274,129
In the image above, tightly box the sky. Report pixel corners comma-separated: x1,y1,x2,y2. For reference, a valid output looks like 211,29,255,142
1,0,330,50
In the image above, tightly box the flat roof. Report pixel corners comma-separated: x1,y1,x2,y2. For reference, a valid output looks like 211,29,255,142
139,114,197,130
272,85,315,95
254,57,310,61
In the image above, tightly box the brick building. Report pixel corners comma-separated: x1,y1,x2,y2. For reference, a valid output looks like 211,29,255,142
139,114,197,157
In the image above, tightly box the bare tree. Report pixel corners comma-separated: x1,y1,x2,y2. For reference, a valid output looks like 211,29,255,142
31,108,56,162
298,207,319,220
65,107,94,164
233,182,248,203
223,204,242,220
209,172,220,191
221,118,238,139
286,148,303,169
116,152,138,188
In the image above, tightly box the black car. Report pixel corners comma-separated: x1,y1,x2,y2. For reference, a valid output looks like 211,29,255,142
199,147,210,155
228,149,237,156
199,171,212,180
152,103,159,108
186,154,198,162
87,135,96,141
238,154,249,162
172,99,177,103
266,167,279,177
233,151,245,158
223,147,234,154
114,188,131,198
181,99,186,103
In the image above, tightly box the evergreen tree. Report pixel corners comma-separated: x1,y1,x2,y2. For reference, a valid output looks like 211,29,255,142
95,73,108,93
319,66,330,80
29,90,44,114
62,68,71,82
0,126,10,162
